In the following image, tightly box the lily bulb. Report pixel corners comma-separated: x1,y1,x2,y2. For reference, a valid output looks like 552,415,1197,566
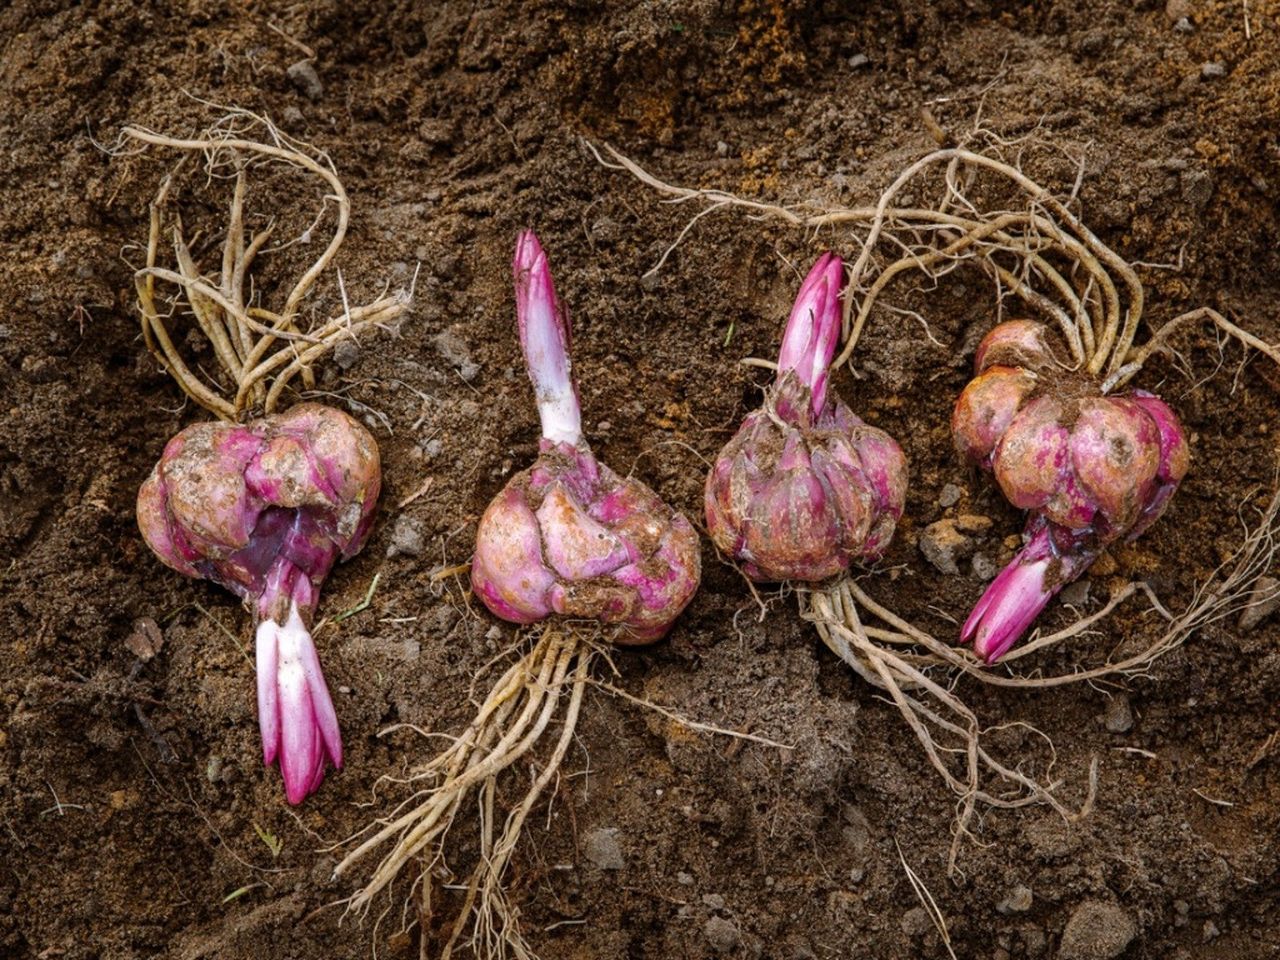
470,231,701,643
705,253,908,581
952,320,1189,663
137,403,380,802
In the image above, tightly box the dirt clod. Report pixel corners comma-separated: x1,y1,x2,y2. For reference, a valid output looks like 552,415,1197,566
583,827,625,870
998,884,1035,915
704,915,741,953
1058,901,1139,960
919,518,976,575
387,515,425,557
1103,693,1135,734
286,60,324,100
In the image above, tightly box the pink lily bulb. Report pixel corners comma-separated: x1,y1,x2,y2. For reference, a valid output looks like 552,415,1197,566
137,403,381,802
953,320,1189,663
705,253,908,581
470,231,701,643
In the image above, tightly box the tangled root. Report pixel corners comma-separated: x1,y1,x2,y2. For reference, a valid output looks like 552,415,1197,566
120,107,411,421
332,625,592,959
598,122,1280,872
590,134,1280,389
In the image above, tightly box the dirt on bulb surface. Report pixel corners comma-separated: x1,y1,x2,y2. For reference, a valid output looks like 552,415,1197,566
1,1,1278,958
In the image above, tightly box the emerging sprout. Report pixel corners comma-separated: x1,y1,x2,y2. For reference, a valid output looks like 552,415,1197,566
705,253,908,581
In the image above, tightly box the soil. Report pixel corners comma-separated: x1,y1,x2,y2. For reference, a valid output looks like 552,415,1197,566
2,2,1279,958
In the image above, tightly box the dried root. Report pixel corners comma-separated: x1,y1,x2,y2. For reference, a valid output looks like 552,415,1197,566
122,108,411,421
332,625,593,960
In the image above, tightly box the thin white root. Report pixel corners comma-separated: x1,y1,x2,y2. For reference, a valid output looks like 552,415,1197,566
803,484,1280,874
331,626,591,959
594,135,1278,393
124,108,411,421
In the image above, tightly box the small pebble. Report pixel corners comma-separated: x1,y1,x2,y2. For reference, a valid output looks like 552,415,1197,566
677,871,695,885
205,755,224,782
1060,579,1092,607
919,519,973,576
1058,900,1138,960
938,483,963,508
1200,61,1226,79
1173,16,1194,32
590,217,621,245
1103,693,1134,734
848,53,870,68
583,827,624,870
716,140,729,157
997,884,1033,914
287,60,324,100
704,916,741,954
387,515,425,558
125,617,165,661
1238,576,1279,631
333,339,360,370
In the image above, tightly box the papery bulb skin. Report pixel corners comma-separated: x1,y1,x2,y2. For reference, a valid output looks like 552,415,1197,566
137,402,380,801
955,321,1190,663
470,231,701,643
705,253,908,582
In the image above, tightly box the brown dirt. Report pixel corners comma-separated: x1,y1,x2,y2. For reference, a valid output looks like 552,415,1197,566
2,1,1279,958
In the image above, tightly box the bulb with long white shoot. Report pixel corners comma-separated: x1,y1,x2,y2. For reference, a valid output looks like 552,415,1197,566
336,232,700,956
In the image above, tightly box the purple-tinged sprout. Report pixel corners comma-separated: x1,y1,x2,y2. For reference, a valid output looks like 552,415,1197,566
958,516,1098,665
470,231,700,643
953,321,1190,663
705,253,908,582
137,403,380,803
